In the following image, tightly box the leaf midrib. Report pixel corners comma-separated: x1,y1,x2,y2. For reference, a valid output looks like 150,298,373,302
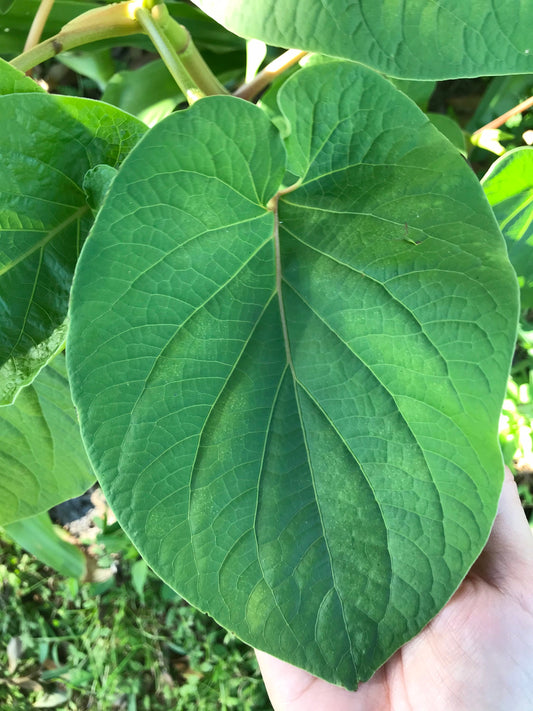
0,204,88,278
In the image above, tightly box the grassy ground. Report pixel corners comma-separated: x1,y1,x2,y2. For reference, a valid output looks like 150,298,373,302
0,524,271,710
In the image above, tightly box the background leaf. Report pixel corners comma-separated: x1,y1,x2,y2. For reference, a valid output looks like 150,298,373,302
0,91,146,404
67,62,518,686
0,0,14,14
192,0,533,79
426,112,467,156
0,355,94,526
389,78,436,111
101,48,245,126
467,74,533,133
101,59,184,126
56,48,115,92
0,0,99,56
4,511,86,579
0,57,44,95
482,147,533,307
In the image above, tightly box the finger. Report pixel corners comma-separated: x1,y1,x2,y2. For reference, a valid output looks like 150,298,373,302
255,649,316,710
255,649,366,711
473,466,533,592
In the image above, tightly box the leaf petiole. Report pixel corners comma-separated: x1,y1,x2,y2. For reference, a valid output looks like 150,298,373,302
134,3,227,103
23,0,56,53
149,3,228,100
234,49,308,101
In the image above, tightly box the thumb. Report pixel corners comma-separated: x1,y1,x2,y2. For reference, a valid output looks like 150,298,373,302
473,466,533,593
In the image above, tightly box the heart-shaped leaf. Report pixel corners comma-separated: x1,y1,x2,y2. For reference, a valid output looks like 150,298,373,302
193,0,533,79
0,354,94,526
67,61,518,686
482,147,533,307
0,90,146,404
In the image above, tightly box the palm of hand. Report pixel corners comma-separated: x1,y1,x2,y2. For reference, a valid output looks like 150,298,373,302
257,470,533,711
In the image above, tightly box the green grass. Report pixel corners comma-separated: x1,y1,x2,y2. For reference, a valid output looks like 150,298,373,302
0,524,271,710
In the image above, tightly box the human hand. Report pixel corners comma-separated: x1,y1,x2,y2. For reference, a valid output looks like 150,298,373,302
256,467,533,711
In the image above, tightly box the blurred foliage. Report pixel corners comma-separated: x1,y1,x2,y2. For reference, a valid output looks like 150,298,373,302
0,517,271,710
500,319,533,524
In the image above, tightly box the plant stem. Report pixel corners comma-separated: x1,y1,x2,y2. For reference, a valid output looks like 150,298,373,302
233,49,308,101
10,0,226,103
24,0,56,52
11,0,227,101
134,4,227,103
10,1,144,73
134,5,204,103
472,94,533,136
150,3,228,99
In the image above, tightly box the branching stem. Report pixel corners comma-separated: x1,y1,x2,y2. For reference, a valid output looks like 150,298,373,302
136,3,227,103
150,3,228,99
24,0,56,53
473,94,533,136
10,1,144,73
234,49,308,101
10,0,227,103
134,5,204,103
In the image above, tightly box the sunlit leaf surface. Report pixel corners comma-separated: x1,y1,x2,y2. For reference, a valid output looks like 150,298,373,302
68,61,518,686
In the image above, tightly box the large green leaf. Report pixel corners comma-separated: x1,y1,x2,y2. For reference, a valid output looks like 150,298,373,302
193,0,533,79
67,61,518,686
482,147,533,307
0,355,94,526
0,90,146,404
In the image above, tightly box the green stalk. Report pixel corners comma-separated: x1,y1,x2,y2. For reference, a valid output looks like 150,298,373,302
234,49,308,101
10,1,145,73
133,5,204,103
24,0,56,52
10,0,227,104
150,3,228,99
